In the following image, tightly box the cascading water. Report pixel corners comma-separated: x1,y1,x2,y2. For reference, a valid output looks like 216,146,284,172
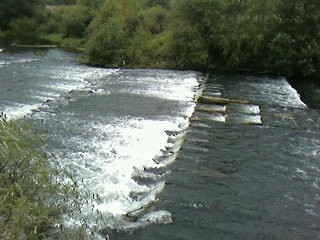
126,75,320,240
2,48,320,240
0,48,202,234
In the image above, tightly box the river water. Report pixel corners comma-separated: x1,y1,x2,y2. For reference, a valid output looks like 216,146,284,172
1,49,320,239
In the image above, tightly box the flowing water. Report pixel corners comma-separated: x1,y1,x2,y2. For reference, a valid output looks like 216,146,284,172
1,48,320,239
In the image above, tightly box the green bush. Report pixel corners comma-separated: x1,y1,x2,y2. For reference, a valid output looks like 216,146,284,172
137,6,168,35
8,17,41,43
54,5,91,38
85,0,128,66
0,114,90,239
168,0,209,70
0,0,41,30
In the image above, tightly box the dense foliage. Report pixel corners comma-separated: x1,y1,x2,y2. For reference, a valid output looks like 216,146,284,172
0,0,42,31
0,0,319,79
0,114,92,239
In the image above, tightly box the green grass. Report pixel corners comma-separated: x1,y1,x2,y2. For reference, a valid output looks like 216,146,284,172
40,33,85,51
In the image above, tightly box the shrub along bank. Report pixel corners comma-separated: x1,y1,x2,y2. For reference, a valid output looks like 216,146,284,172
0,114,94,239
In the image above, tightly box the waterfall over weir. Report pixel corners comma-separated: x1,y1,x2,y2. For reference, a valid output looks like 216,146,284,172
0,49,203,233
1,49,320,239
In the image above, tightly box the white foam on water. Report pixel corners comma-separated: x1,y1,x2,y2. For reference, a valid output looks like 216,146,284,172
55,116,186,223
2,65,119,119
31,91,60,101
51,98,198,232
36,67,119,100
120,73,200,101
48,82,89,92
0,53,201,233
249,77,307,108
15,58,38,64
2,103,45,120
50,67,119,82
247,105,260,114
0,57,37,68
7,57,38,65
208,114,226,122
119,210,173,231
198,104,227,112
227,104,260,115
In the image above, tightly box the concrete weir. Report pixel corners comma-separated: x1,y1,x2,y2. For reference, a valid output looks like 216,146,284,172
192,84,262,125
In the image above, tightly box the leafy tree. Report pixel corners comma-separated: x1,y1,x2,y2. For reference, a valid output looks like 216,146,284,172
54,4,92,38
0,0,42,30
76,0,104,10
267,0,320,79
45,0,76,4
52,0,320,81
137,6,168,34
218,0,279,71
8,18,41,43
85,0,128,66
168,0,209,70
146,0,171,8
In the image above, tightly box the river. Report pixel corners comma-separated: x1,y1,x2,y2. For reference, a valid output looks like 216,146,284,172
1,48,319,239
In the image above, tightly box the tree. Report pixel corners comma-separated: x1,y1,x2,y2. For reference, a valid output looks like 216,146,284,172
54,4,92,38
168,0,209,70
267,0,320,79
85,0,128,66
0,0,42,30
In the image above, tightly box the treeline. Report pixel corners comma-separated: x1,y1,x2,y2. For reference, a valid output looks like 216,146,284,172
1,0,319,81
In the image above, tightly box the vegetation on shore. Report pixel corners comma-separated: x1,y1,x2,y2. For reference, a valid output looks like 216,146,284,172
0,114,96,239
0,0,319,82
0,1,319,238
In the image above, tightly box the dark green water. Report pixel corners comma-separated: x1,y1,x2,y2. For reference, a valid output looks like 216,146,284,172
124,76,320,240
1,49,319,239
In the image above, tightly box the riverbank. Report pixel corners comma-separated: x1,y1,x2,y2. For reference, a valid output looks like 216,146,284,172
0,32,84,52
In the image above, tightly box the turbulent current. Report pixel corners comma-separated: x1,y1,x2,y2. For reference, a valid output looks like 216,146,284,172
0,48,201,233
1,48,320,239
